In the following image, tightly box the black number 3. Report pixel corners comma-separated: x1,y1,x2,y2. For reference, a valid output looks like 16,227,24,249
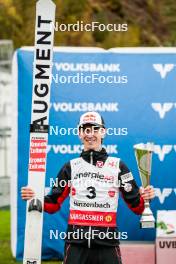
86,186,96,199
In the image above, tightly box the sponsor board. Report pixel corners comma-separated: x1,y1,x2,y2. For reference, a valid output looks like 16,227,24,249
13,48,176,260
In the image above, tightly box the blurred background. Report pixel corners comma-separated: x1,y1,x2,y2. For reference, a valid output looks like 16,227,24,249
1,0,176,49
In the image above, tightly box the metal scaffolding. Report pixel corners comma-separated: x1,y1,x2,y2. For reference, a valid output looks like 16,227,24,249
0,39,13,207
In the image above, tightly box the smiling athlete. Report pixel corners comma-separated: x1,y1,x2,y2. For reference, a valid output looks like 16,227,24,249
21,111,155,264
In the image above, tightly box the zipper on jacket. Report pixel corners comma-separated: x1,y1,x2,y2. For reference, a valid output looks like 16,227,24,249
90,151,93,165
88,151,93,248
88,226,91,248
106,227,109,239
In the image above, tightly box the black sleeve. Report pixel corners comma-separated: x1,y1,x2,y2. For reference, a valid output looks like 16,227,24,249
44,162,71,213
118,160,144,214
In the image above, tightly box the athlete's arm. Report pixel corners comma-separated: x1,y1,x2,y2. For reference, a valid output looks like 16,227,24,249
118,160,144,215
44,162,71,214
21,162,71,213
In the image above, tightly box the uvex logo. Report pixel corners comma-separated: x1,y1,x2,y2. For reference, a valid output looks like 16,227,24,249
155,188,176,204
151,103,176,119
159,241,176,249
153,64,175,79
154,145,176,162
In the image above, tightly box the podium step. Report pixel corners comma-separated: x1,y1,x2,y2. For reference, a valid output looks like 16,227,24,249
120,242,155,264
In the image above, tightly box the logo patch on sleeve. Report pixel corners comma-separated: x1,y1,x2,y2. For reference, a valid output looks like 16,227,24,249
120,172,133,183
124,183,132,192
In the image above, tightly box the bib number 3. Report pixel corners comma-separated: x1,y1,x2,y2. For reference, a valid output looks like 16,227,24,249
86,186,96,199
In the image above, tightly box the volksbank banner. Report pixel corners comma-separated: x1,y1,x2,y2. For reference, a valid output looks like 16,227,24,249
12,47,176,260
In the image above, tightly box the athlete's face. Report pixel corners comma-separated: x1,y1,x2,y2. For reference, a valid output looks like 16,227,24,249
79,125,105,151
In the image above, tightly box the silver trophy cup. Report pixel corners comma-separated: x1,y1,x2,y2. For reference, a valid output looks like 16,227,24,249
134,143,155,228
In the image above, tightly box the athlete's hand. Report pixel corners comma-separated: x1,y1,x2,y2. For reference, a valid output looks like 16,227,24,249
21,187,35,200
139,185,155,200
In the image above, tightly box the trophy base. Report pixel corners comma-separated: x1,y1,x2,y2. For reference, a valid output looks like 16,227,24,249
140,214,156,228
140,204,155,228
140,220,156,229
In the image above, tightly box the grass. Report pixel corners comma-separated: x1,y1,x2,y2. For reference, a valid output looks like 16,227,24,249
0,209,62,264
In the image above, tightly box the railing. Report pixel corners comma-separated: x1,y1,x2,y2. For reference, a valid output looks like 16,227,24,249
0,39,13,207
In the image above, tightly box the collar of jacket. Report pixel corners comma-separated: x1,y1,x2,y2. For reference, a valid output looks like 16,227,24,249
80,148,108,165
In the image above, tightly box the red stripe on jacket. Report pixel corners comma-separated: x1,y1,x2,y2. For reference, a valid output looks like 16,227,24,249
126,196,145,215
44,185,70,214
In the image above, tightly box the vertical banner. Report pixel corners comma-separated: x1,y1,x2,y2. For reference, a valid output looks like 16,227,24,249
23,1,55,264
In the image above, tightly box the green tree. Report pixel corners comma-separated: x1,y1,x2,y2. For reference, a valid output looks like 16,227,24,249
0,0,175,48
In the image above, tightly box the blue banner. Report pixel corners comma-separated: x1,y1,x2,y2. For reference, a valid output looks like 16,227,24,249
12,47,176,260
